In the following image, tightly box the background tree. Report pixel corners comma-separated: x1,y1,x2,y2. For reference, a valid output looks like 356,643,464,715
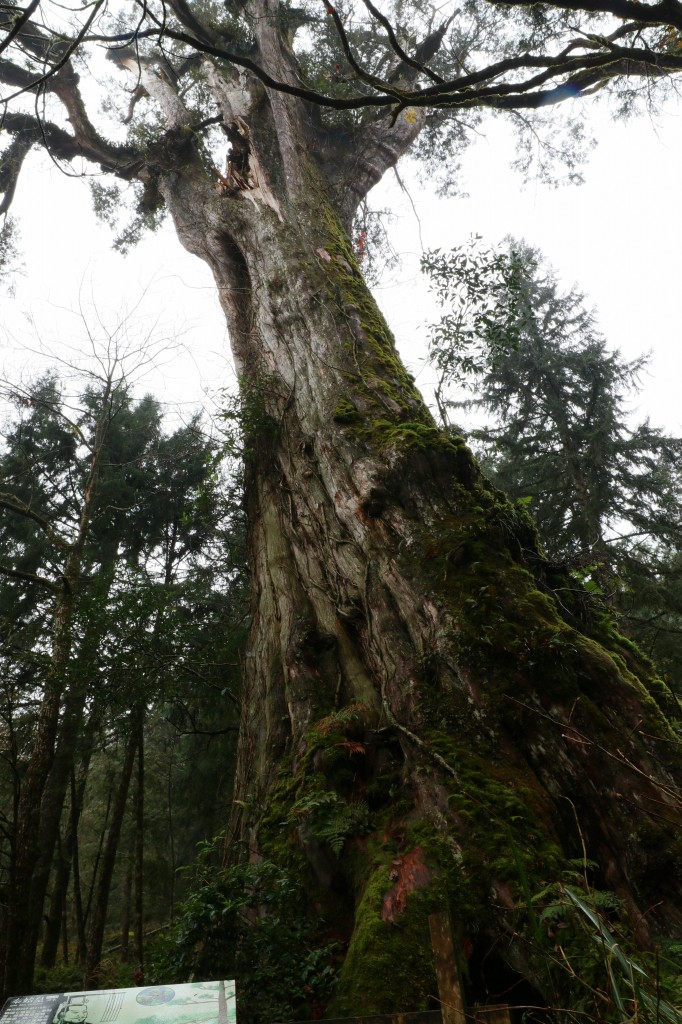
0,362,246,993
2,0,682,1016
425,237,682,687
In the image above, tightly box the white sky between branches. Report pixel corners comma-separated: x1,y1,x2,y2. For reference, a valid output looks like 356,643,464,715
1,95,681,435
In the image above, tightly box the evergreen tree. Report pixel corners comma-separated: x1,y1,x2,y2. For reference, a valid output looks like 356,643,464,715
0,368,245,989
426,238,682,685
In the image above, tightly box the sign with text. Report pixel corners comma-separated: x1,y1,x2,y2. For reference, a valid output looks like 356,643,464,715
0,981,236,1024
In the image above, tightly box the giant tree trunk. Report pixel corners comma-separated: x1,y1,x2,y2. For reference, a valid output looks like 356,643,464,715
13,9,678,1010
145,46,682,1014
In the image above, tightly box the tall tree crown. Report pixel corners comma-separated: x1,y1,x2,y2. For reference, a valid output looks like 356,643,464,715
3,0,682,241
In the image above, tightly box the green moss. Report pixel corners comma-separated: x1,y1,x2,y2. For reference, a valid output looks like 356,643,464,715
332,865,437,1015
425,736,565,892
333,398,363,425
314,209,428,421
645,674,682,730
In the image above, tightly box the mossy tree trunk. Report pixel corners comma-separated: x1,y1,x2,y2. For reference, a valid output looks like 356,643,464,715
9,6,682,1009
148,43,682,1013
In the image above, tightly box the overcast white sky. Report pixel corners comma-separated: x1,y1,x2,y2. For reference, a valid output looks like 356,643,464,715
2,93,681,434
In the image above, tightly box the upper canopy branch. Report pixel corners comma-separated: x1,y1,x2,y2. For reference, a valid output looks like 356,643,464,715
0,0,40,58
0,562,63,592
358,0,446,84
105,20,682,110
2,0,682,226
3,0,680,116
0,105,142,215
0,0,106,104
492,0,682,30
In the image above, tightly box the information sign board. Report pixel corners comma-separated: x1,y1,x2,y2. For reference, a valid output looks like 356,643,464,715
0,980,236,1024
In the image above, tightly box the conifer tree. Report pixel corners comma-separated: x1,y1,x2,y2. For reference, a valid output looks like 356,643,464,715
427,238,682,685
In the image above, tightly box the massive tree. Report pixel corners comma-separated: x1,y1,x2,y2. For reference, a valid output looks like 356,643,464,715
2,0,682,1014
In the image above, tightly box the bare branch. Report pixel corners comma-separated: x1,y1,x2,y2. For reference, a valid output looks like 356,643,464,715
359,0,445,83
0,0,41,59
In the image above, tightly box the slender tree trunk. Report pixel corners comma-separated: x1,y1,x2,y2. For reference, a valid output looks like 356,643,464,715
40,834,68,969
84,715,139,986
29,678,95,968
166,746,176,925
72,799,87,966
119,849,133,964
40,713,100,968
1,383,113,999
31,571,116,972
132,714,144,979
59,877,68,967
153,67,682,1011
4,573,77,996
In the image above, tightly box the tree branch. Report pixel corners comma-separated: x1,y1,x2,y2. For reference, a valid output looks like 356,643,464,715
358,0,445,84
324,4,403,98
0,55,41,92
0,0,106,104
0,126,33,214
491,0,682,32
0,0,41,59
162,0,224,50
0,493,71,551
0,563,63,593
0,107,142,216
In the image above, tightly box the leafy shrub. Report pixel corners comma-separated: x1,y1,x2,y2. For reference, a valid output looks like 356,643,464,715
149,838,338,1024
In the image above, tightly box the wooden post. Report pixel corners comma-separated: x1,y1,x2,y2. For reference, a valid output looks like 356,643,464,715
428,912,467,1024
475,1006,512,1024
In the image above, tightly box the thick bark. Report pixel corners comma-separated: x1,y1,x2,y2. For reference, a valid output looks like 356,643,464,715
3,10,682,1010
151,73,682,1012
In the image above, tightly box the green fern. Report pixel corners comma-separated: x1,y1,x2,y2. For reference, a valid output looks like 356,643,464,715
311,702,367,741
313,799,371,855
293,789,371,855
292,790,339,817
